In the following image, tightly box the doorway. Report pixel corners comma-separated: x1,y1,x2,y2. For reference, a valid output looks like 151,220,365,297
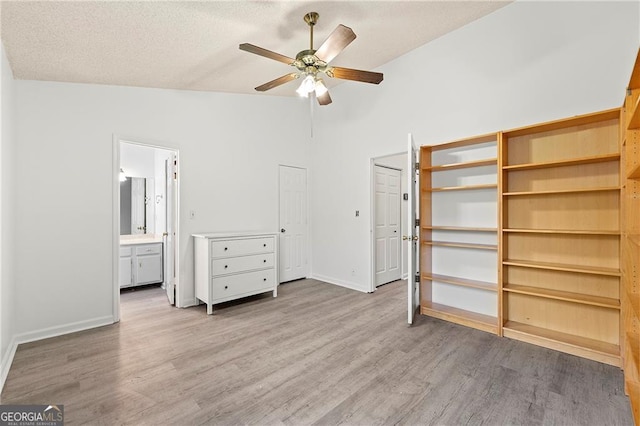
113,137,180,321
370,153,408,292
278,165,309,283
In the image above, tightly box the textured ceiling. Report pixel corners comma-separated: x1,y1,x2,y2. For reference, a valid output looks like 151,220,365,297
1,1,510,97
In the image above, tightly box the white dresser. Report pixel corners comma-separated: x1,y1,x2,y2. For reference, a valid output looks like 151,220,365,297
193,232,278,314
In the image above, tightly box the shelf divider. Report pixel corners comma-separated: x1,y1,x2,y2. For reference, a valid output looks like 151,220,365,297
503,284,620,309
503,321,620,366
428,183,497,192
503,228,620,235
503,153,620,171
503,259,621,277
503,187,620,196
423,241,497,250
423,273,497,291
424,226,497,232
426,158,497,172
421,302,497,334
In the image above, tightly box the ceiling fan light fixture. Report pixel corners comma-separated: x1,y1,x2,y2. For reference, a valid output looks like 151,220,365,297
314,78,328,96
296,74,316,97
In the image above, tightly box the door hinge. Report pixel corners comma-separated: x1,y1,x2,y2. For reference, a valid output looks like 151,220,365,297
415,218,420,227
414,274,420,283
414,162,419,171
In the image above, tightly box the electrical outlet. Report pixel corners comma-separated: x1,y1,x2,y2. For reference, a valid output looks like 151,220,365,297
355,210,359,217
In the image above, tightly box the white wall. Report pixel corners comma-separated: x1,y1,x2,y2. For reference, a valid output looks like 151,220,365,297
310,0,640,292
0,43,15,387
12,81,310,339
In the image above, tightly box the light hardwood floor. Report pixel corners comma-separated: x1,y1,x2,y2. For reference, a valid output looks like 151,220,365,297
1,279,634,425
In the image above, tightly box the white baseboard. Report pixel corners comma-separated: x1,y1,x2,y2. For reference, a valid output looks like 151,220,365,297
0,337,18,394
309,274,370,293
0,315,114,395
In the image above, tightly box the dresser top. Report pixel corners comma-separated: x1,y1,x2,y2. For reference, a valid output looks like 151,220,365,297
192,231,278,239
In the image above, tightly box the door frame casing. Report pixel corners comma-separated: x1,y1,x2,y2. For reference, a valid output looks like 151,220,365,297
112,135,181,322
277,164,310,283
369,152,406,293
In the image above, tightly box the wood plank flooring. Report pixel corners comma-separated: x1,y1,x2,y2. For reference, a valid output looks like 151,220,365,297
1,279,634,425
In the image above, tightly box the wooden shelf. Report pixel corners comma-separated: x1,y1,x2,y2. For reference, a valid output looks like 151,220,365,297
626,332,640,372
423,273,497,292
504,228,620,236
628,163,640,179
503,321,620,366
503,153,620,171
428,183,497,192
629,94,640,130
422,241,497,250
626,289,640,320
503,187,620,196
426,158,497,172
503,259,621,277
629,234,640,247
421,302,497,334
503,284,620,309
424,226,497,232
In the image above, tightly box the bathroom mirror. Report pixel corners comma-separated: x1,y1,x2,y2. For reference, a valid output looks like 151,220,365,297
120,177,155,235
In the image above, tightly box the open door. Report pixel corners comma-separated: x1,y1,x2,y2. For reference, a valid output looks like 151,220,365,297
406,133,419,325
164,154,177,305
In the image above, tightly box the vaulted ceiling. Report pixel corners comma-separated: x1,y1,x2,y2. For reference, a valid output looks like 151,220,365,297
1,1,510,97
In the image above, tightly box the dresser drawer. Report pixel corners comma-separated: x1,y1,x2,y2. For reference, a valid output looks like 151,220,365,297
212,269,276,301
211,237,274,258
136,243,162,256
212,253,274,276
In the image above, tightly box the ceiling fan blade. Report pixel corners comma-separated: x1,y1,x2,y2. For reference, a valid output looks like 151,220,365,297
255,73,299,92
239,43,294,65
327,66,383,84
317,89,332,106
314,24,356,63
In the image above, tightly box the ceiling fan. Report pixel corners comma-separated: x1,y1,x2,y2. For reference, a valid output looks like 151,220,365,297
239,12,383,106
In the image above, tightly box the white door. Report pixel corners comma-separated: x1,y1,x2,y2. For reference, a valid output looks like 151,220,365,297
164,155,177,304
375,165,402,286
279,166,308,283
407,134,420,325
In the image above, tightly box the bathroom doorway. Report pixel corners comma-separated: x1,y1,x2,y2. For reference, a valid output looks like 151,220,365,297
113,137,180,321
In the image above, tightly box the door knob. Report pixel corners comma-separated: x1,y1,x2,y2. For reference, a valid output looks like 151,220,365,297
281,228,286,233
402,235,409,240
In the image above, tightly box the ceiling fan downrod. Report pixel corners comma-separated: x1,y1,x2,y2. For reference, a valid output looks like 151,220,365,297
304,12,319,50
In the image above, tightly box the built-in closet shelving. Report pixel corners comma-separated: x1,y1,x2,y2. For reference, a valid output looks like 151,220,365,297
623,49,640,424
499,109,622,367
420,134,499,335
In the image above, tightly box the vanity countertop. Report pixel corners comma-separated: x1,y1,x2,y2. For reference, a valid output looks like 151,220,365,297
120,235,164,246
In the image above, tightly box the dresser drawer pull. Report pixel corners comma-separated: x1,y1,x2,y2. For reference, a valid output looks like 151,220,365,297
224,247,228,251
224,265,228,269
263,243,266,247
224,285,228,290
263,259,266,263
263,278,267,281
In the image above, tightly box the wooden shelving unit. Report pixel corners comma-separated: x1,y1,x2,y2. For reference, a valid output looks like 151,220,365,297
623,49,640,425
420,133,499,334
500,108,622,367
